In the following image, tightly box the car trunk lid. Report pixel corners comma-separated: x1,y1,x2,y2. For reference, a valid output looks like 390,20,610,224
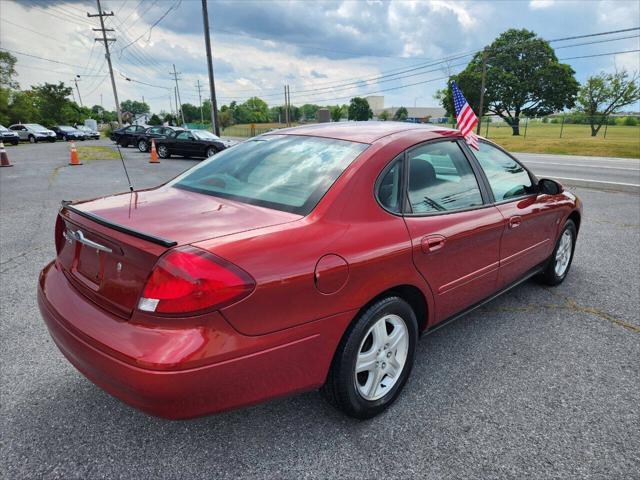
56,186,301,318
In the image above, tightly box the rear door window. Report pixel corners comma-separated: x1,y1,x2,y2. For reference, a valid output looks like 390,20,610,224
407,141,483,214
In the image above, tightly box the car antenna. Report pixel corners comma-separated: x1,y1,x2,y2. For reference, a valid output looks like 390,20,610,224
116,144,134,192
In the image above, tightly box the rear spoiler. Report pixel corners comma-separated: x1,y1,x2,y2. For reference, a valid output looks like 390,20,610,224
61,201,178,248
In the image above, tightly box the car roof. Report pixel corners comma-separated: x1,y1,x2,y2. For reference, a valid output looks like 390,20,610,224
268,121,458,144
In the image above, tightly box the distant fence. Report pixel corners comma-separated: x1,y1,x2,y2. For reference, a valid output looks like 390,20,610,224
221,125,283,138
446,115,639,140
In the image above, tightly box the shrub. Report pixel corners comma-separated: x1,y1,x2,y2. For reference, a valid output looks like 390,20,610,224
622,116,638,126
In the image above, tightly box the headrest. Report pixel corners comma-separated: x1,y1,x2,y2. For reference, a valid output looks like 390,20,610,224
409,158,436,190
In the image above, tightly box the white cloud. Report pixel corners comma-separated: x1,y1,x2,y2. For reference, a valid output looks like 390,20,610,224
529,0,556,9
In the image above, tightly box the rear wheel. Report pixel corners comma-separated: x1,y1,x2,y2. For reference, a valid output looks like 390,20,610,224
119,138,129,148
138,139,148,152
539,219,576,286
322,296,418,419
157,145,170,159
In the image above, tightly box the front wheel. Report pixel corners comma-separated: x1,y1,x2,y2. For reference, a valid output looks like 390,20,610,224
206,146,218,158
322,296,418,419
157,145,170,158
539,219,577,286
138,139,148,152
28,135,36,143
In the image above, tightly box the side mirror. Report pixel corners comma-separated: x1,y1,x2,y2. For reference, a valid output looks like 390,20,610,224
538,178,563,195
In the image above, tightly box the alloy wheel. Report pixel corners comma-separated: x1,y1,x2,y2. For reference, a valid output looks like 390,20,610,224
206,147,216,157
138,140,147,152
554,229,573,277
355,314,409,401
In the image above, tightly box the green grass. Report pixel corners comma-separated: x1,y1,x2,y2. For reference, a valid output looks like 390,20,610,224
480,122,640,158
76,146,120,161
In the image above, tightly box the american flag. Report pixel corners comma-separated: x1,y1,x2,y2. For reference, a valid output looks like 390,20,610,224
451,81,479,150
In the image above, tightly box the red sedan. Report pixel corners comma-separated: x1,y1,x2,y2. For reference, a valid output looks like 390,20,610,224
38,122,581,419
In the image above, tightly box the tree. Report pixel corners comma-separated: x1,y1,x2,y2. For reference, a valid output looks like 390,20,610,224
330,105,344,122
180,103,200,123
577,70,640,136
348,97,372,121
299,103,320,121
31,82,74,126
120,99,150,116
378,110,389,121
0,51,18,88
148,113,162,125
393,106,408,121
439,29,579,135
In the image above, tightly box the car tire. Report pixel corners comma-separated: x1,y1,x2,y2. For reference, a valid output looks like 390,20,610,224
321,296,418,419
28,135,36,143
119,138,129,148
63,135,68,141
138,139,148,152
11,140,19,146
206,146,218,158
539,219,577,286
157,145,170,159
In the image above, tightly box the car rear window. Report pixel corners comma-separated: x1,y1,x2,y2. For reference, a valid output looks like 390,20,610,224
171,135,368,215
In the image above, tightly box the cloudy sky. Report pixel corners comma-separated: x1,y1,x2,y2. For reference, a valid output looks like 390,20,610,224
1,0,638,114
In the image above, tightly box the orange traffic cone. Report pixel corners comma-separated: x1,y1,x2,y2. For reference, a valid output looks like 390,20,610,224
69,141,82,166
149,138,159,163
0,141,12,167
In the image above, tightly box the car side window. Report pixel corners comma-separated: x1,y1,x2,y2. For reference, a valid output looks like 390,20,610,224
407,141,483,214
149,127,162,134
376,156,403,213
176,131,191,140
473,142,534,201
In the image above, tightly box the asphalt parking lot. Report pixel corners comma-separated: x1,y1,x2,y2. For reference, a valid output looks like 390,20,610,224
1,140,639,479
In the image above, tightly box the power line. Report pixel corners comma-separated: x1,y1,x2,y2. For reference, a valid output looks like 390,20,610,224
559,48,640,60
0,48,88,69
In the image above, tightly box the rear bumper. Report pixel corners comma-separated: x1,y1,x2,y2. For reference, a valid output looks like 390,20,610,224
38,261,353,419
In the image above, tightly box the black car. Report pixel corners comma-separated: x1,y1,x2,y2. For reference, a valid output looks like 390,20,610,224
134,126,184,152
0,124,20,145
155,130,235,159
51,126,86,141
109,124,147,147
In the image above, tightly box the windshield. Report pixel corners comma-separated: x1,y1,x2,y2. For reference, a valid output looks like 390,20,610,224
0,125,7,132
171,135,368,215
59,126,74,131
193,130,219,140
25,124,48,132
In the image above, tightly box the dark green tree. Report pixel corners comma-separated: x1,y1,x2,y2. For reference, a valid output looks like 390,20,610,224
330,105,344,122
377,110,390,121
180,103,200,123
393,106,408,121
348,97,372,121
299,103,320,121
120,99,150,116
577,70,640,136
7,90,39,124
0,51,18,88
31,82,73,126
439,29,579,135
148,113,163,125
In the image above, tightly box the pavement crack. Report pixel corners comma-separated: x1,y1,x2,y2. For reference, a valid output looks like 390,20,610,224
480,290,639,333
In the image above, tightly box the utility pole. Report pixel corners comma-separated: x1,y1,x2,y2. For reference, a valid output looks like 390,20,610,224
283,85,288,126
476,48,488,135
174,87,179,126
201,0,220,136
195,79,205,126
170,64,185,126
73,76,83,107
88,0,122,126
287,84,292,127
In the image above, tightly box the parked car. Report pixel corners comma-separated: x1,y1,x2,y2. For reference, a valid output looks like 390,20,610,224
38,123,581,420
155,129,235,159
134,125,184,152
9,123,56,143
109,124,147,147
51,126,86,141
75,125,100,140
0,124,20,145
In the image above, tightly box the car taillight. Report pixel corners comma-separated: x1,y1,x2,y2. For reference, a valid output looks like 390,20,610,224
138,246,255,315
